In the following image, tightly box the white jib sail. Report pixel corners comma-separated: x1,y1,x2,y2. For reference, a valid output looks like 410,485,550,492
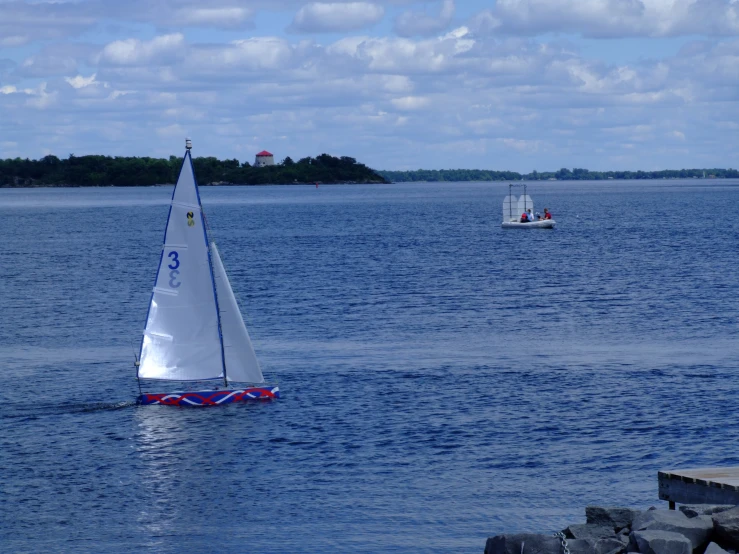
502,195,518,222
210,243,265,384
138,151,224,381
517,195,534,216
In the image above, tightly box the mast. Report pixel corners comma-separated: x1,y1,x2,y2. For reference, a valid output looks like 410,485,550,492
508,183,512,220
188,137,229,387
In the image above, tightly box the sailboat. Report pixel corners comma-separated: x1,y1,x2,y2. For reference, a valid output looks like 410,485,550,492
501,183,555,229
135,138,279,406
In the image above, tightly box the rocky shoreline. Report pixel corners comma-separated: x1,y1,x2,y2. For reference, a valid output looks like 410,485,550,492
485,505,739,554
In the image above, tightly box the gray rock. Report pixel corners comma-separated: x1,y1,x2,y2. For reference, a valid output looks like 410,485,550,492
633,511,689,531
679,506,735,519
593,538,627,554
632,510,713,552
567,539,598,554
617,535,630,547
566,525,617,541
485,534,561,554
712,507,739,549
483,535,607,554
705,543,730,554
587,507,641,531
629,530,692,554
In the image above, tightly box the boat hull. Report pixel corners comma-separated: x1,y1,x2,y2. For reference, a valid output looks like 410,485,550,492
501,219,555,229
138,386,280,406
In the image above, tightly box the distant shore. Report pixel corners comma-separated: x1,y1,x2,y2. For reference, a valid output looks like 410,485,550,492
377,168,739,182
4,175,736,188
0,153,388,188
1,180,385,188
2,153,738,187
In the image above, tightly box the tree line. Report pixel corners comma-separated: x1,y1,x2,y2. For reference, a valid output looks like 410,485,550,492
4,155,737,187
377,167,739,182
0,153,388,187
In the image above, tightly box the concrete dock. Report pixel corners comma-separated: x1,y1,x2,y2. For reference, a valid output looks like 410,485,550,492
659,467,739,507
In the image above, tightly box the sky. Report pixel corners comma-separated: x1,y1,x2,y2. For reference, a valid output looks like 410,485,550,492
1,0,739,171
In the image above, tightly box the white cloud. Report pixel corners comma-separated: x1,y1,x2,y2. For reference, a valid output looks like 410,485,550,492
189,37,294,71
290,2,384,33
0,1,98,43
0,0,258,43
390,96,431,110
469,117,506,134
442,26,475,55
172,7,254,28
4,5,739,170
1,86,25,95
395,0,455,37
65,74,101,89
0,82,57,104
471,0,739,38
379,75,414,94
326,36,371,57
17,54,78,78
97,34,185,66
327,35,473,73
110,90,135,100
499,138,541,152
156,124,187,138
1,35,29,47
25,83,57,109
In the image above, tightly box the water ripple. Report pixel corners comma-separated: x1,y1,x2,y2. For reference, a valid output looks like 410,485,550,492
1,182,738,553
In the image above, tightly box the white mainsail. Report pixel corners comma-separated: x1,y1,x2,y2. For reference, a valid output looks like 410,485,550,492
210,243,264,384
502,195,518,222
138,150,224,381
517,194,534,216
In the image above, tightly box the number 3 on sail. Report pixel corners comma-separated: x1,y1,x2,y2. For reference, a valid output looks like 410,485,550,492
134,139,280,406
168,251,181,288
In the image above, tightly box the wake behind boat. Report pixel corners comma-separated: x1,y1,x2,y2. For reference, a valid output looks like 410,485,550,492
135,139,279,406
501,183,555,229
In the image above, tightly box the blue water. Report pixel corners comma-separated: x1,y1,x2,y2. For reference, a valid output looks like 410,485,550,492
1,181,738,553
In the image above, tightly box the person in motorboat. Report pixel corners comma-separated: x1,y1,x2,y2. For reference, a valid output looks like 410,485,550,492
543,208,552,220
526,208,534,222
520,211,529,223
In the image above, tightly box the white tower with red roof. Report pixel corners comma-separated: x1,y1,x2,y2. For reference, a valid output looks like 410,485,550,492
254,150,274,167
